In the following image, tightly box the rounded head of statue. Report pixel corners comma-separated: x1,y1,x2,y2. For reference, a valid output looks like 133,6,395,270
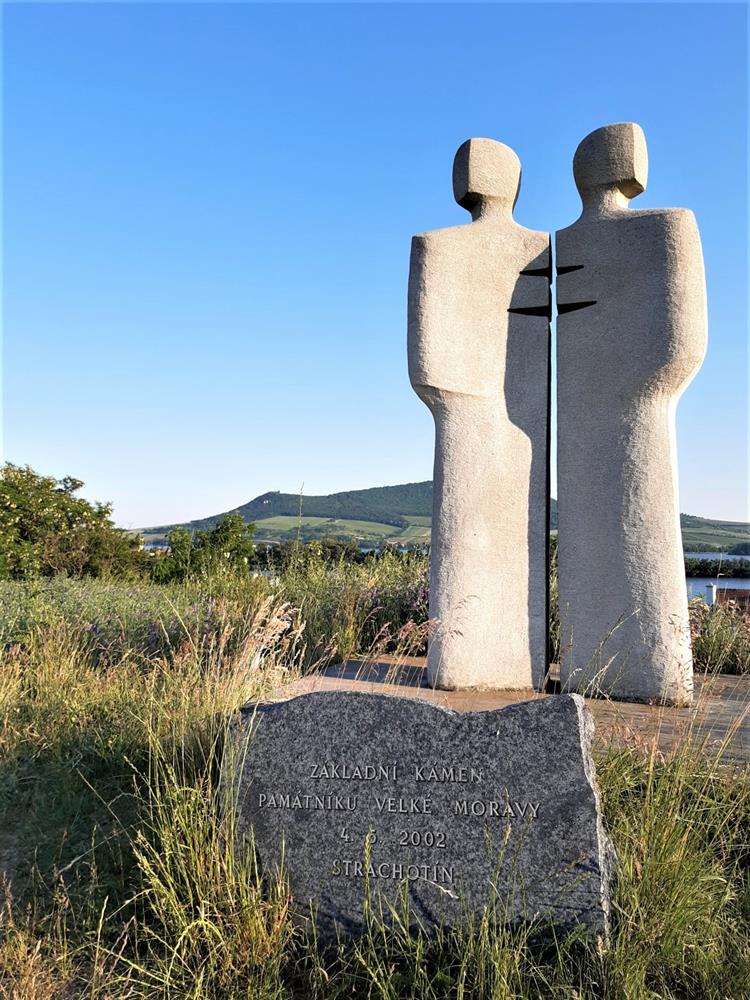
452,138,521,214
573,122,648,202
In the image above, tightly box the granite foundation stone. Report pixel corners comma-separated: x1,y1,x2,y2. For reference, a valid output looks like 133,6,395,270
227,691,614,943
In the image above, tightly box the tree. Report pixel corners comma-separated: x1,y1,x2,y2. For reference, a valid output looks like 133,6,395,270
197,513,256,567
0,463,145,578
150,514,256,582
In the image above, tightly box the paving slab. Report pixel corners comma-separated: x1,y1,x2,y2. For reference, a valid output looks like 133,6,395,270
270,657,749,767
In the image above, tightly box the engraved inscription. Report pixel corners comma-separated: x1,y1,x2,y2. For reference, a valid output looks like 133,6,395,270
310,763,398,780
255,759,542,884
453,799,540,818
375,796,432,814
330,860,456,883
398,829,446,848
415,765,483,783
235,693,614,943
258,792,358,811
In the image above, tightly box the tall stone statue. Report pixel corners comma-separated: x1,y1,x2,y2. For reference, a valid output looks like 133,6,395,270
408,138,550,690
556,123,707,705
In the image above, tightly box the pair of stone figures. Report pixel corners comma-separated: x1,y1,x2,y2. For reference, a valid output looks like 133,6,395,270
408,122,707,707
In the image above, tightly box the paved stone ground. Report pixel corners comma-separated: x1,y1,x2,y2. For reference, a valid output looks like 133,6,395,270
273,657,750,768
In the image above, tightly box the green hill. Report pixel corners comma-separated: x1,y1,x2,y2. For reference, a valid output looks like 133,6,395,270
678,514,750,552
142,482,434,545
141,483,749,551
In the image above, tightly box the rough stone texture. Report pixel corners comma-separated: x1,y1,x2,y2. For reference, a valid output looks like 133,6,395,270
279,659,750,768
556,123,707,706
228,691,614,942
408,138,551,690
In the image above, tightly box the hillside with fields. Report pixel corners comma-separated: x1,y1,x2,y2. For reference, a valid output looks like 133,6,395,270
142,483,750,551
143,482,433,545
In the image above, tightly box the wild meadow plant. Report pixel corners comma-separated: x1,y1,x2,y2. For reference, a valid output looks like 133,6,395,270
689,597,750,675
1,550,746,677
0,592,306,999
0,566,748,997
275,547,429,665
0,548,429,674
1,615,748,998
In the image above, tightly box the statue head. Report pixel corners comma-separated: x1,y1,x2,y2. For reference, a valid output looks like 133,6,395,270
573,123,648,203
452,138,521,215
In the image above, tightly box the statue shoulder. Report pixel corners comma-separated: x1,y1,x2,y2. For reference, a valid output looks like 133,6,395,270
413,219,547,256
627,208,703,258
629,206,698,229
557,207,700,249
411,220,475,248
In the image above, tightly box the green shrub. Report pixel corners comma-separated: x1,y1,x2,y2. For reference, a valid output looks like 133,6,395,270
151,514,257,583
689,598,750,675
0,463,146,580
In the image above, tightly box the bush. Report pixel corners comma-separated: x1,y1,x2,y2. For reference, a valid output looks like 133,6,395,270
689,598,750,675
685,557,750,578
0,463,145,579
151,514,257,583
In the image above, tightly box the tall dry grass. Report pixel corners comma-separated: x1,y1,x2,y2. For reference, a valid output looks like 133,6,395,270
0,570,748,998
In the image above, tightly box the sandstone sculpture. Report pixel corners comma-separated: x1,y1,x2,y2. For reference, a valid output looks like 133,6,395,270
408,139,550,690
556,123,707,705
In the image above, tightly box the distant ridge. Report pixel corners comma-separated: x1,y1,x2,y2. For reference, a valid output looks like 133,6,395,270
142,482,436,542
141,482,750,551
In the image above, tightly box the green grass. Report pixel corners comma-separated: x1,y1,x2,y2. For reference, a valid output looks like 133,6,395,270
0,569,749,998
679,514,750,551
253,514,431,545
253,516,400,541
144,513,435,547
682,528,750,550
255,514,750,550
395,524,432,542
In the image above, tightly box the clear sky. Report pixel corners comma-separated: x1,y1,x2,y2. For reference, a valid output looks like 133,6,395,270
3,2,748,527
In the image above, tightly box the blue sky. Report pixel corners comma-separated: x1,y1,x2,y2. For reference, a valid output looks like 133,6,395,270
3,2,748,527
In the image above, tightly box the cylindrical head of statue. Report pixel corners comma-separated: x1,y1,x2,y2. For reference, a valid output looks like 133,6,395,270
452,138,521,216
573,122,648,203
